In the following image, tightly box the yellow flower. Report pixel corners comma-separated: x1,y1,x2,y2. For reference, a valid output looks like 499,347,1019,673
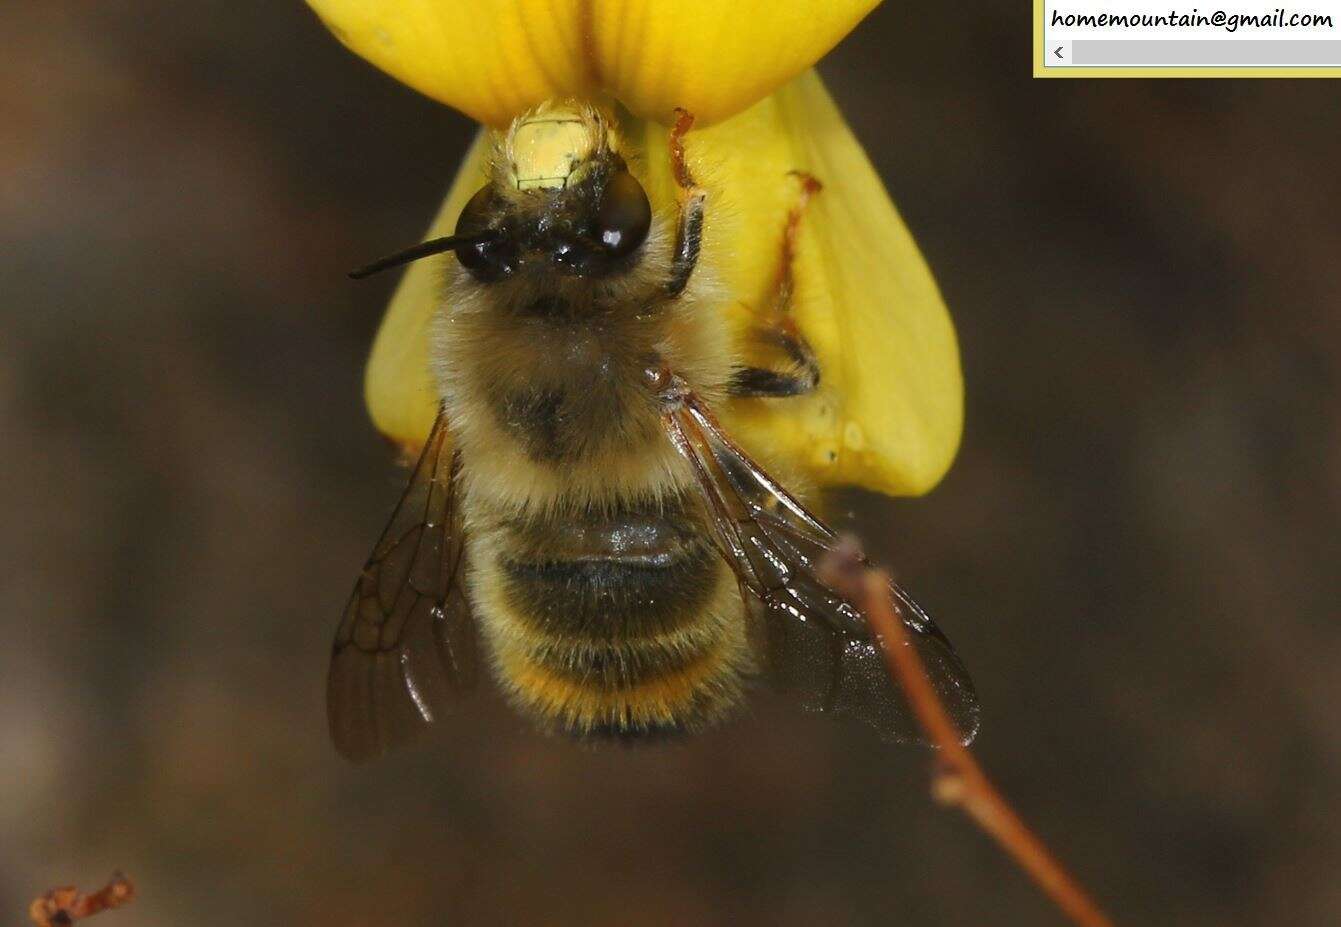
309,1,963,497
306,0,880,127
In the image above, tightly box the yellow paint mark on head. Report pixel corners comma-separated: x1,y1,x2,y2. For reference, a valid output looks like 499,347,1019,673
511,111,592,190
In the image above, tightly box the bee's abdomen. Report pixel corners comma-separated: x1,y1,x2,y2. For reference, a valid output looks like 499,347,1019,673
472,505,755,738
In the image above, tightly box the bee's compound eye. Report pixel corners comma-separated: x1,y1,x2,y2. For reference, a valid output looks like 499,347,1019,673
454,185,513,281
454,184,496,238
594,171,651,258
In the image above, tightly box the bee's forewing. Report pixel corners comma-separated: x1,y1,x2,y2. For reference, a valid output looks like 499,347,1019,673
664,395,980,745
328,410,476,761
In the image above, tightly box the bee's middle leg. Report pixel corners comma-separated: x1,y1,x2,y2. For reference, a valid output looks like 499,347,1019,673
729,172,823,399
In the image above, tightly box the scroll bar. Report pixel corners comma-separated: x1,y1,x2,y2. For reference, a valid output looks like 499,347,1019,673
1072,39,1341,66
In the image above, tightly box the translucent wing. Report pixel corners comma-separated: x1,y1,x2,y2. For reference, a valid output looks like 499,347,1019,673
327,409,476,761
663,393,980,745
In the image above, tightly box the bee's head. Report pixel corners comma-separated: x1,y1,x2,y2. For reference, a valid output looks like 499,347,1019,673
454,104,652,282
348,103,652,284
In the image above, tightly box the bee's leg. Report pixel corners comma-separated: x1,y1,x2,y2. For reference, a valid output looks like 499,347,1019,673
666,109,706,297
729,172,823,399
729,320,820,397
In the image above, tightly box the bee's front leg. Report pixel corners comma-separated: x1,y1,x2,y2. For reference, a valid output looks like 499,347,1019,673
729,172,823,399
666,108,706,297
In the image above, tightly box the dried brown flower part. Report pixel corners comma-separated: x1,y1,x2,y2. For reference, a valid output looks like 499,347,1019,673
29,873,134,927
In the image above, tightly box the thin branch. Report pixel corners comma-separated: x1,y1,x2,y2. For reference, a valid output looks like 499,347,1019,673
29,873,134,927
822,554,1115,927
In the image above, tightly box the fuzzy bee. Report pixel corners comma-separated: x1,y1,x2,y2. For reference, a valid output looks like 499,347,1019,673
329,80,979,761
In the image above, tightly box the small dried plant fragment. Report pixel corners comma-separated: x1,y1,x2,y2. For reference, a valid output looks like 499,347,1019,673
29,873,134,927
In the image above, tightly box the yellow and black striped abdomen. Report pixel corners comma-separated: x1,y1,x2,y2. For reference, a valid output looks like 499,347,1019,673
468,498,756,739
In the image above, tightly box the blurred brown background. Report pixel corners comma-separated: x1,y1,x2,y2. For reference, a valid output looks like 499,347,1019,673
4,3,1340,925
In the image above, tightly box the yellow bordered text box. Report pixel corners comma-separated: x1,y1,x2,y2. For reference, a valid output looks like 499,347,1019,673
1035,0,1341,76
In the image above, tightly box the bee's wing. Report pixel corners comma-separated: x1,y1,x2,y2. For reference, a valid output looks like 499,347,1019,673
663,395,980,745
327,410,476,761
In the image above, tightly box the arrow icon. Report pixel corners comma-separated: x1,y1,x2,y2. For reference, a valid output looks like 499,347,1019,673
1054,45,1064,59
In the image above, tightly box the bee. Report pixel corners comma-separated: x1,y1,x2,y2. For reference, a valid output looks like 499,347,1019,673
328,96,979,761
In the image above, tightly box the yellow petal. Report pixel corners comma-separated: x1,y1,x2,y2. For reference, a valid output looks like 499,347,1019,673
686,70,963,495
363,129,491,448
364,70,961,496
306,0,879,127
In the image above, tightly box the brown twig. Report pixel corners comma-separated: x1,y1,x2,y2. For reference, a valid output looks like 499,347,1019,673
29,873,134,927
823,554,1115,927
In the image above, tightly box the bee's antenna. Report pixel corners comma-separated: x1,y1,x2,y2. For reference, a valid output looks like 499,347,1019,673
348,231,499,279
